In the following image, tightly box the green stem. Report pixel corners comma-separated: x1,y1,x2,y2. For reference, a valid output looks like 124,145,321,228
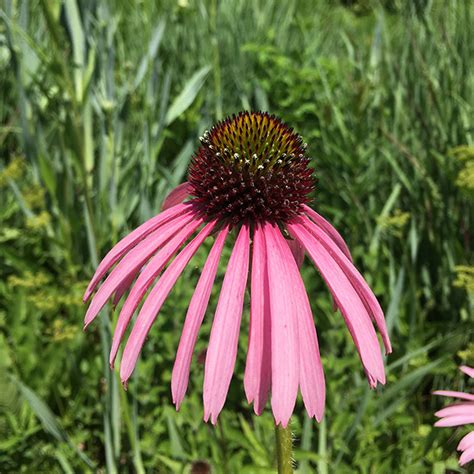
275,423,293,474
317,416,328,474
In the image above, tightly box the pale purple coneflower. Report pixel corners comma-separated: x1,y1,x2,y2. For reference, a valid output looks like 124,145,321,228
83,111,392,427
434,365,474,466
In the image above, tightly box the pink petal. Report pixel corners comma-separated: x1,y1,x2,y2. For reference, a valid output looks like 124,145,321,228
110,217,205,367
112,273,135,307
301,215,392,354
435,403,474,418
433,390,474,401
84,211,196,328
460,444,474,466
303,206,345,314
288,220,385,387
84,202,191,301
434,415,474,427
161,182,192,211
118,220,215,381
172,226,229,410
244,223,272,415
263,222,300,427
274,228,325,421
458,431,474,452
287,238,305,268
303,204,352,262
460,366,474,378
203,224,250,424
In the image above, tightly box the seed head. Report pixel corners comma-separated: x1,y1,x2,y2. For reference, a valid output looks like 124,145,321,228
188,111,314,225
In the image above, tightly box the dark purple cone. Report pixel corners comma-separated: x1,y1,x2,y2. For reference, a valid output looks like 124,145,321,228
188,111,315,225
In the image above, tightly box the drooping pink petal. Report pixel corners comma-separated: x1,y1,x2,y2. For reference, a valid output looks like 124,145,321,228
244,222,272,415
118,220,216,381
203,224,250,424
161,182,192,211
287,238,305,268
263,222,300,427
460,444,474,466
434,415,474,427
288,220,385,387
110,217,205,367
172,226,229,410
458,432,474,452
303,206,345,313
301,215,392,354
84,202,192,301
303,204,352,262
460,366,474,378
84,211,196,328
272,227,325,421
435,403,474,418
433,390,474,402
112,273,135,307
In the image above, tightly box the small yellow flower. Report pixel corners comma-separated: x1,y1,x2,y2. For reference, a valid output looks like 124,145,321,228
23,185,46,210
8,271,51,289
377,209,411,237
26,211,51,229
450,146,474,191
0,157,25,186
453,265,474,294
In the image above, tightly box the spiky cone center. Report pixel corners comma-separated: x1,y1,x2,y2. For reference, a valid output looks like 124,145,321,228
188,112,314,225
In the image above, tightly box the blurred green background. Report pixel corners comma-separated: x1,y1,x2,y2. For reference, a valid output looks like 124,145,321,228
1,0,473,472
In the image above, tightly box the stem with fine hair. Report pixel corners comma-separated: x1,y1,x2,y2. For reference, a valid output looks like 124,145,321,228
275,423,293,474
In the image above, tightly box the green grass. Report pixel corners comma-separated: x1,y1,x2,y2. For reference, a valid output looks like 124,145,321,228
0,0,473,472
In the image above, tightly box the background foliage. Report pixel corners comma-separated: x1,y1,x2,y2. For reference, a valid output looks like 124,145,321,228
0,0,473,472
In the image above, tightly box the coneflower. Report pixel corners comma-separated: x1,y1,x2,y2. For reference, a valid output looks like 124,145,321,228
84,111,391,428
434,365,474,466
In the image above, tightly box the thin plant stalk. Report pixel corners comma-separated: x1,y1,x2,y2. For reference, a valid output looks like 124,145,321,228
275,423,293,474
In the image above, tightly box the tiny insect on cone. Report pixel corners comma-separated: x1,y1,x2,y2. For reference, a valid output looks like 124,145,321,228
84,111,392,427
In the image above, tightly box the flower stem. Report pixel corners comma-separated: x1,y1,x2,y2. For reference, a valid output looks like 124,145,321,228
275,423,293,474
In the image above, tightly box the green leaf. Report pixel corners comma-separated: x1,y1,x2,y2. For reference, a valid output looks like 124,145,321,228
63,0,85,100
9,375,95,469
165,66,211,125
37,153,57,196
133,20,166,91
10,375,67,442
